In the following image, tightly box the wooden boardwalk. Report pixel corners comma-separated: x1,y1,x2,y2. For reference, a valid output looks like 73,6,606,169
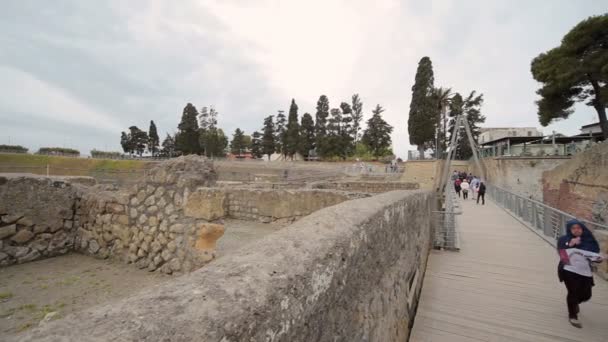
410,197,608,342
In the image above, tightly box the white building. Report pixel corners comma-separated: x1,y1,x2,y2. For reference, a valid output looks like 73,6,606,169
580,122,601,135
478,127,543,144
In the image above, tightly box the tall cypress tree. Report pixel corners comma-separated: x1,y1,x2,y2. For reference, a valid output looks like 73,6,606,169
176,103,200,155
298,113,315,159
285,99,300,159
351,94,364,143
408,57,436,159
314,95,330,158
262,115,276,160
362,105,394,158
148,120,160,156
251,131,263,159
340,102,354,158
326,108,343,158
275,110,287,158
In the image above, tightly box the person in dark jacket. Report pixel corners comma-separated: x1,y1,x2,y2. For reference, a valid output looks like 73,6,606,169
476,181,486,205
557,219,603,328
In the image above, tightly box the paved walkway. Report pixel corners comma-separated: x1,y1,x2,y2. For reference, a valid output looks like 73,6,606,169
410,197,608,342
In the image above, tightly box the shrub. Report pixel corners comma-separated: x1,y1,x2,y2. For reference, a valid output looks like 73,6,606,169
0,144,28,153
37,147,80,156
90,150,122,159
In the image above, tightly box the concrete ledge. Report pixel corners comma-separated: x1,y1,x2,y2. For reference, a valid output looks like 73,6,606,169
18,190,435,342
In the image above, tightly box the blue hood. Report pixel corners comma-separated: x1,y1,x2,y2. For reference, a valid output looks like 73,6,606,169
560,219,600,253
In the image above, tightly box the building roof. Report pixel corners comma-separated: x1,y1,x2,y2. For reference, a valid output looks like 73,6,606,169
479,136,544,146
581,122,600,129
479,127,539,132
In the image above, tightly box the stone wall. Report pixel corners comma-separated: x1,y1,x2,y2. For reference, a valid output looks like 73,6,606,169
311,181,419,193
542,143,608,223
0,175,81,266
184,188,369,223
19,190,436,342
477,157,569,200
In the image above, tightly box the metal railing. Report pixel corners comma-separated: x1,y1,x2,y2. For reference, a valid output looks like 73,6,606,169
433,186,461,250
487,184,608,247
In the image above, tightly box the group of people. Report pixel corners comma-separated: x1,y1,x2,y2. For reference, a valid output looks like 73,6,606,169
452,171,486,205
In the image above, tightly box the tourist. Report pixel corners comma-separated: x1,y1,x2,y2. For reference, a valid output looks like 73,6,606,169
461,179,470,199
476,181,486,205
557,219,604,328
470,176,480,200
452,170,459,181
454,178,462,197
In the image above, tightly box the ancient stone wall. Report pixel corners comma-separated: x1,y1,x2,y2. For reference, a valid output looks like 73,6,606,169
0,175,80,266
184,188,368,223
19,190,436,342
311,181,419,193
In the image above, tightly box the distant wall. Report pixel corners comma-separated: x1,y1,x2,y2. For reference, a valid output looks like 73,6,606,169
20,190,436,342
311,181,419,193
401,160,439,190
478,157,568,200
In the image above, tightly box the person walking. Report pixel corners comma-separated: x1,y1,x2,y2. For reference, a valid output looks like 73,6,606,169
557,219,604,328
454,178,462,197
476,181,486,205
461,179,470,199
470,176,480,200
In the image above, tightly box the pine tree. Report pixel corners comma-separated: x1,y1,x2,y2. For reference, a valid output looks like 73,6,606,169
251,131,263,159
340,102,354,158
230,128,246,156
262,115,276,160
129,126,148,157
275,110,287,158
202,128,228,158
285,99,300,159
148,120,160,156
120,132,130,154
362,105,394,158
447,91,485,160
175,103,200,155
314,95,330,158
326,108,343,158
408,56,436,159
199,106,210,131
161,133,176,157
351,94,364,143
298,113,315,159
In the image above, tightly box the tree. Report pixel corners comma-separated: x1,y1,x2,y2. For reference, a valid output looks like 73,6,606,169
128,126,148,157
531,14,608,139
298,113,315,159
285,99,300,159
326,108,344,158
431,87,453,157
230,128,246,156
161,133,176,157
199,106,210,131
340,102,354,157
120,131,131,155
408,56,436,159
362,105,394,158
201,128,228,158
275,110,287,158
351,94,364,143
314,95,330,158
251,131,263,159
262,115,276,160
175,103,200,155
148,120,160,156
447,91,485,160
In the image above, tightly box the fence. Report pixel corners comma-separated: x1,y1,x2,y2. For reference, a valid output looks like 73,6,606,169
433,186,461,250
487,184,608,247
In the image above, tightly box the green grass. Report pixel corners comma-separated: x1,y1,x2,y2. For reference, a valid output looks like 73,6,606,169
0,291,13,300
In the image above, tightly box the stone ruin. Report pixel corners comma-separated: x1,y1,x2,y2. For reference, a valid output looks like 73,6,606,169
0,156,224,274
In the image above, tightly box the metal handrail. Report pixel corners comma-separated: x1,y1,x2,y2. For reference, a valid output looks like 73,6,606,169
486,184,607,247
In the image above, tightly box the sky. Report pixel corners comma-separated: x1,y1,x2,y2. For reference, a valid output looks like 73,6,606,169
0,0,606,158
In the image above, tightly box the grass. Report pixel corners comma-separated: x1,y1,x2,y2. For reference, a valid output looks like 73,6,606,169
0,291,13,300
16,322,33,332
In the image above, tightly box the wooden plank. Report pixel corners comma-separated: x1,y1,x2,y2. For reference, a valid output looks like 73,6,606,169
410,198,608,342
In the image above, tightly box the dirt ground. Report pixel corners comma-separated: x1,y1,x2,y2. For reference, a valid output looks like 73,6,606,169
0,254,169,338
0,219,288,338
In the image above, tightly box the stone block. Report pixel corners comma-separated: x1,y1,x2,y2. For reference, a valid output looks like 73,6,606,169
17,217,34,227
169,258,181,272
184,189,227,220
11,229,35,244
155,187,165,198
193,223,225,256
88,240,100,254
4,246,29,258
144,196,156,206
33,225,49,234
18,249,40,263
0,252,7,261
147,206,159,214
161,249,173,261
169,223,185,234
64,220,73,229
106,203,125,214
148,216,159,226
167,241,177,253
0,224,17,239
115,214,129,225
129,208,138,219
1,214,23,224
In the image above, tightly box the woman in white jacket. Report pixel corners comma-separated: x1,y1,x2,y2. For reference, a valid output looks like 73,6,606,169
460,179,470,200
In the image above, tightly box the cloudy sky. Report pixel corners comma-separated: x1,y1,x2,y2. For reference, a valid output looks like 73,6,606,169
0,1,605,158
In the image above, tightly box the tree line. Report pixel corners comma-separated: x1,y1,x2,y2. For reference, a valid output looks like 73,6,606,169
120,95,394,161
407,56,486,160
